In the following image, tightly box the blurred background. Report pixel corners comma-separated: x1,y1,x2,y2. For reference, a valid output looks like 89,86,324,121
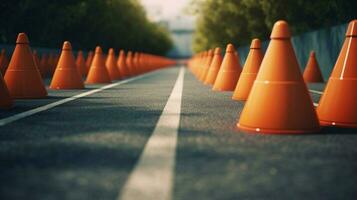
0,0,356,58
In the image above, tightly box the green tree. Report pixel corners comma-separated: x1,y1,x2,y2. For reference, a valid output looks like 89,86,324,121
0,0,173,55
190,0,356,52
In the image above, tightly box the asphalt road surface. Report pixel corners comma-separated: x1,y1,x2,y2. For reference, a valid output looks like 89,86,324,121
1,66,356,200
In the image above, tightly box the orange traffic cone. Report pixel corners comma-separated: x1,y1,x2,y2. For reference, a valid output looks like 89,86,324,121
0,49,9,75
117,50,128,78
126,51,134,77
40,53,49,77
204,48,223,85
199,49,214,82
196,51,207,79
212,44,242,91
232,39,263,101
106,48,121,80
132,52,139,75
4,33,47,98
0,72,13,109
76,50,86,76
237,20,320,134
303,51,324,83
138,53,147,74
317,20,357,128
47,53,56,76
85,46,111,84
85,51,94,75
32,50,43,76
50,41,84,89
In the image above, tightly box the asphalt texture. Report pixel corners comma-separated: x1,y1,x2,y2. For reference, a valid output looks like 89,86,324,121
1,66,357,200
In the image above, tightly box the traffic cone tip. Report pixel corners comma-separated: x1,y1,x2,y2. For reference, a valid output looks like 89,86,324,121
95,46,102,54
16,33,29,44
62,41,72,50
346,19,357,37
214,47,221,54
226,44,235,52
270,20,291,39
250,38,261,49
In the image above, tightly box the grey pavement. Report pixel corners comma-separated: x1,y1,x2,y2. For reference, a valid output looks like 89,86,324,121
1,66,357,200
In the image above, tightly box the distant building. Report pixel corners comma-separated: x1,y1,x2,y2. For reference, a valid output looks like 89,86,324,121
142,3,194,58
166,16,194,58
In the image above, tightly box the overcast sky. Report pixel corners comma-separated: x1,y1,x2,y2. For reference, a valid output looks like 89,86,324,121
140,0,193,20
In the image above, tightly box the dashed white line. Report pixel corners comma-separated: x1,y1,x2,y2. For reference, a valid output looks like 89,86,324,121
118,67,185,200
0,71,158,127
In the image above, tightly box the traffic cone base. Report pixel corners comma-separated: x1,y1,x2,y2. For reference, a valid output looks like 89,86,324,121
5,70,47,98
50,68,84,89
86,67,111,84
237,123,320,134
318,78,357,127
320,121,357,128
238,81,320,134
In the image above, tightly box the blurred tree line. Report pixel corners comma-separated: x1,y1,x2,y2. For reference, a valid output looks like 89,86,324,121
190,0,356,52
0,0,173,55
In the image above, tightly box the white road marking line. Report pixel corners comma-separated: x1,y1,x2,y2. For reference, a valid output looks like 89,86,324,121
309,89,323,95
118,67,185,200
0,71,158,127
340,22,355,80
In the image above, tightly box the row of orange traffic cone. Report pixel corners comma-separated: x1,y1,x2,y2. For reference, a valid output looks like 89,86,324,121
0,33,175,109
188,19,357,133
